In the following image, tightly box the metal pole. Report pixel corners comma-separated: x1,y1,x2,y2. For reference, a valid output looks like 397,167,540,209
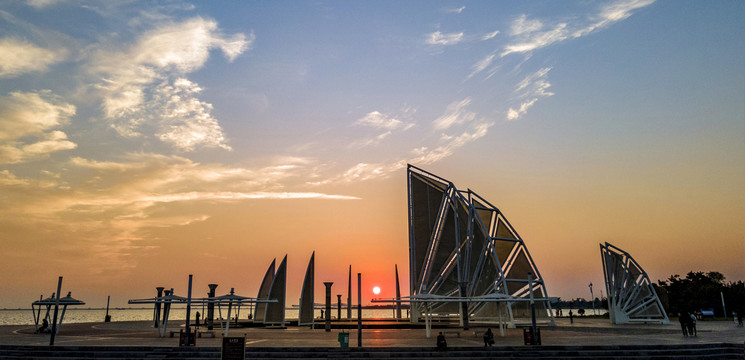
337,294,342,321
49,276,62,346
207,284,217,330
105,295,111,322
184,274,193,346
459,281,469,330
324,282,333,332
589,283,595,316
357,273,362,347
395,264,402,320
347,265,352,319
721,291,727,319
154,287,164,328
529,272,537,345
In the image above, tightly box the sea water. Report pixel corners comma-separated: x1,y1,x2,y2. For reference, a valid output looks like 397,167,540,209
0,308,401,326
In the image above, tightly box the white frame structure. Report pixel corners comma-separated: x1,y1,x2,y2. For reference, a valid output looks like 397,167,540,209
600,242,669,324
407,165,554,327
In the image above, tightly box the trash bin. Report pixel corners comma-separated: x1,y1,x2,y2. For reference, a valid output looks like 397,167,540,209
337,331,349,348
522,327,541,345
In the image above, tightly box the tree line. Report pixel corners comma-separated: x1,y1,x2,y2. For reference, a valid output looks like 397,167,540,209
655,271,745,318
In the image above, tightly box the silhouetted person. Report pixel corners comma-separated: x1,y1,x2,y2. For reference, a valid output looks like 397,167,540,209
688,312,697,336
195,312,200,330
569,310,574,324
678,313,688,336
436,332,447,351
35,318,49,334
483,327,494,347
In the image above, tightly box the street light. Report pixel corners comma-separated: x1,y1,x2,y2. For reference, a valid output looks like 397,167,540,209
589,283,595,316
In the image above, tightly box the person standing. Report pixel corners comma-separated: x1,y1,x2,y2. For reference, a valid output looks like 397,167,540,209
569,310,574,324
678,313,688,337
688,312,697,336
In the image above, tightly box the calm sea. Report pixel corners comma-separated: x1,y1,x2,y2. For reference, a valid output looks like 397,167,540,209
0,308,402,326
1,307,604,326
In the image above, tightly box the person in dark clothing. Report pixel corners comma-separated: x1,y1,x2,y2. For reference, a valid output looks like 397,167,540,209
483,327,495,347
678,313,688,336
436,332,447,351
688,312,697,336
35,318,49,334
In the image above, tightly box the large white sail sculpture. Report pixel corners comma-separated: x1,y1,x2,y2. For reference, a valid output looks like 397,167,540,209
600,242,669,324
407,165,554,327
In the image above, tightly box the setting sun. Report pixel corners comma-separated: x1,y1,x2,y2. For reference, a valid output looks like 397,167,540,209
372,286,381,295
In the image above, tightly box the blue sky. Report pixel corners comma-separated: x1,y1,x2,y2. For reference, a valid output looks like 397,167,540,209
0,0,743,307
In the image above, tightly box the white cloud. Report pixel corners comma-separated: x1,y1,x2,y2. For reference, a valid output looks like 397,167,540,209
444,6,466,14
502,23,568,56
426,31,464,46
351,111,414,148
0,38,64,77
510,14,543,36
507,67,553,120
433,98,476,130
574,0,656,38
482,30,500,40
90,17,252,151
319,99,492,185
25,0,65,9
153,78,231,151
502,0,655,56
468,53,496,79
507,98,538,120
0,91,76,164
355,111,408,130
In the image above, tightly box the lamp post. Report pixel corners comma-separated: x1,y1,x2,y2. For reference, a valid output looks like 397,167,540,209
528,272,537,345
589,283,595,316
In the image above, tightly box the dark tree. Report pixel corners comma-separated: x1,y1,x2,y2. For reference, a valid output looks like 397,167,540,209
657,271,733,317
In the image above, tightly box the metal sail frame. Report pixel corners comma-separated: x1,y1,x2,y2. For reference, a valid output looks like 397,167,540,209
263,255,287,326
253,259,275,323
298,252,315,325
600,242,669,324
407,164,554,327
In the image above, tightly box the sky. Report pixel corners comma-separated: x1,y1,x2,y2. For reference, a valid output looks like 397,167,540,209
0,0,743,309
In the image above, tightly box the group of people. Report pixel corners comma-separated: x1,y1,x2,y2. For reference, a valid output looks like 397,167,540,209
435,328,495,351
678,312,697,337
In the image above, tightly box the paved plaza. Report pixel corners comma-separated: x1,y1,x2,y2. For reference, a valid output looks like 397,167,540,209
1,317,743,348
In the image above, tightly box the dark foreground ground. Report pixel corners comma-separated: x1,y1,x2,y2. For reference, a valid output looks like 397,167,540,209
0,317,743,359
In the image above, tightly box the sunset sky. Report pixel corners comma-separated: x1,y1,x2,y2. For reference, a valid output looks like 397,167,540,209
1,0,743,309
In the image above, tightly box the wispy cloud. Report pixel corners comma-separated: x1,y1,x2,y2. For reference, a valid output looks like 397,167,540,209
355,111,412,131
482,30,500,40
319,99,491,184
444,6,466,14
433,98,476,130
0,91,76,164
502,0,655,56
0,153,357,273
350,110,414,148
90,17,253,151
426,31,464,46
468,53,497,79
507,67,553,120
574,0,656,38
0,37,65,77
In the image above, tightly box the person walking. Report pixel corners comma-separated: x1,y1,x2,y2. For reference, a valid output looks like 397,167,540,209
678,313,688,337
688,312,697,336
